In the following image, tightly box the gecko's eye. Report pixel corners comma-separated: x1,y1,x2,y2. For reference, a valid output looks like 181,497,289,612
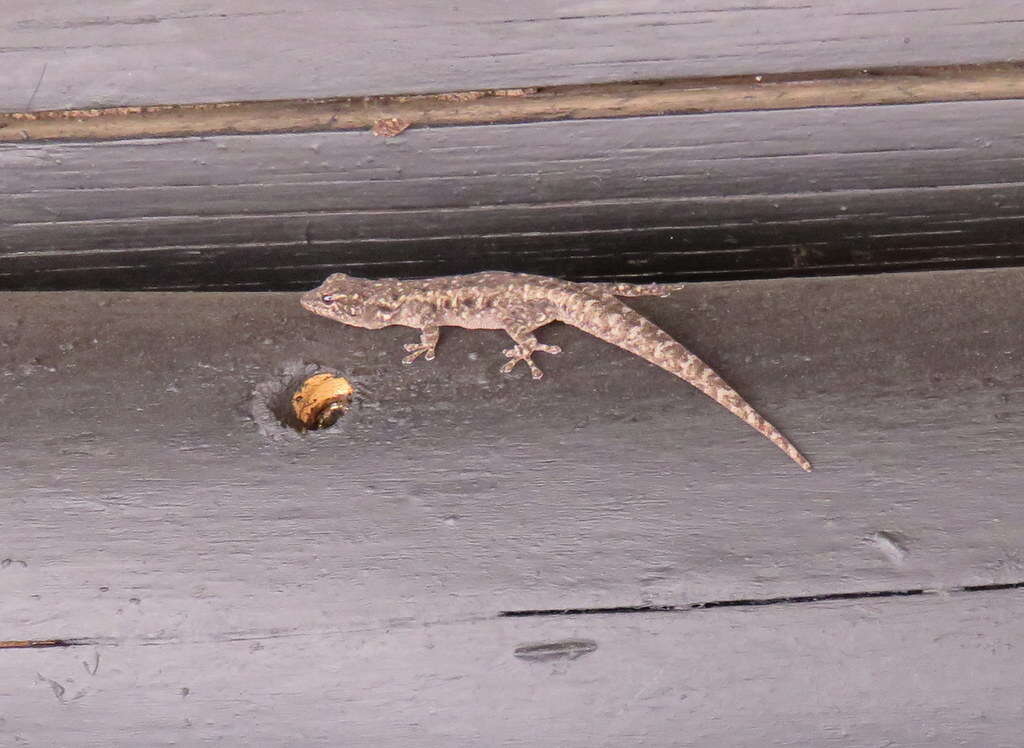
321,294,336,304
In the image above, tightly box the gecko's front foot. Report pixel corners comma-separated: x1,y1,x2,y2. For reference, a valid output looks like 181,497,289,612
402,327,441,364
402,342,436,364
500,343,561,379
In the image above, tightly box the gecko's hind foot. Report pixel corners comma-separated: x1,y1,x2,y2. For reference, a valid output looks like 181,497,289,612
500,344,559,379
402,343,436,364
500,355,543,379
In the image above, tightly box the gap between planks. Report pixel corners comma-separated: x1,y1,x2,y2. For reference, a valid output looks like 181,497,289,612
2,61,1023,143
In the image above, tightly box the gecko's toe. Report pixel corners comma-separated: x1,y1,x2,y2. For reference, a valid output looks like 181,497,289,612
402,344,436,364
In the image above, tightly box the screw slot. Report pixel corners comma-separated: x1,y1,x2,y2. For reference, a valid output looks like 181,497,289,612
251,362,356,436
291,372,354,431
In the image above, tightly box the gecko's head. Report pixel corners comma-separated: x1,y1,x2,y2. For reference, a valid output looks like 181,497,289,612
301,273,394,328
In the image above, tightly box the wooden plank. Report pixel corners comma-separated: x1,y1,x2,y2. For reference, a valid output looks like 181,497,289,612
4,2,1024,112
3,101,1023,289
3,593,1024,745
2,268,1024,643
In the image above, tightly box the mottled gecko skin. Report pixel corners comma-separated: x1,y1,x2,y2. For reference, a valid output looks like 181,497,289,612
301,271,811,471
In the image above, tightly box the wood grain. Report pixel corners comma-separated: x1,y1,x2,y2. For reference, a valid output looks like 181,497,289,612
3,1,1024,112
3,100,1023,289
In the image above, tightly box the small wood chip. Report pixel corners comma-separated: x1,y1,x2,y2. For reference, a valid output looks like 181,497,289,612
371,117,412,137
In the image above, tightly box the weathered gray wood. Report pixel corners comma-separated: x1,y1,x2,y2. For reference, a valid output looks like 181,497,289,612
5,268,1024,742
3,100,1024,289
4,2,1024,112
4,595,1024,745
2,268,1024,642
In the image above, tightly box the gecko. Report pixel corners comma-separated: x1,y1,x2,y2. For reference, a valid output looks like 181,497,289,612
300,271,811,471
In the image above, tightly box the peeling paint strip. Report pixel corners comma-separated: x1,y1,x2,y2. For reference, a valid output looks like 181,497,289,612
0,639,79,649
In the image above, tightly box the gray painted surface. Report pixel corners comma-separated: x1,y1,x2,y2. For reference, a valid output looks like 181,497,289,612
5,595,1024,745
4,267,1024,742
3,268,1024,741
4,2,1024,111
4,100,1024,289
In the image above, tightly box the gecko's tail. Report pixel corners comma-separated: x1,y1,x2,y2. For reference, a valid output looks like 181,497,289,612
558,292,812,472
679,360,812,472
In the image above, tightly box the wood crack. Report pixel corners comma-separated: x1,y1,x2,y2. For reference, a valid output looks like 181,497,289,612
501,580,1024,617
